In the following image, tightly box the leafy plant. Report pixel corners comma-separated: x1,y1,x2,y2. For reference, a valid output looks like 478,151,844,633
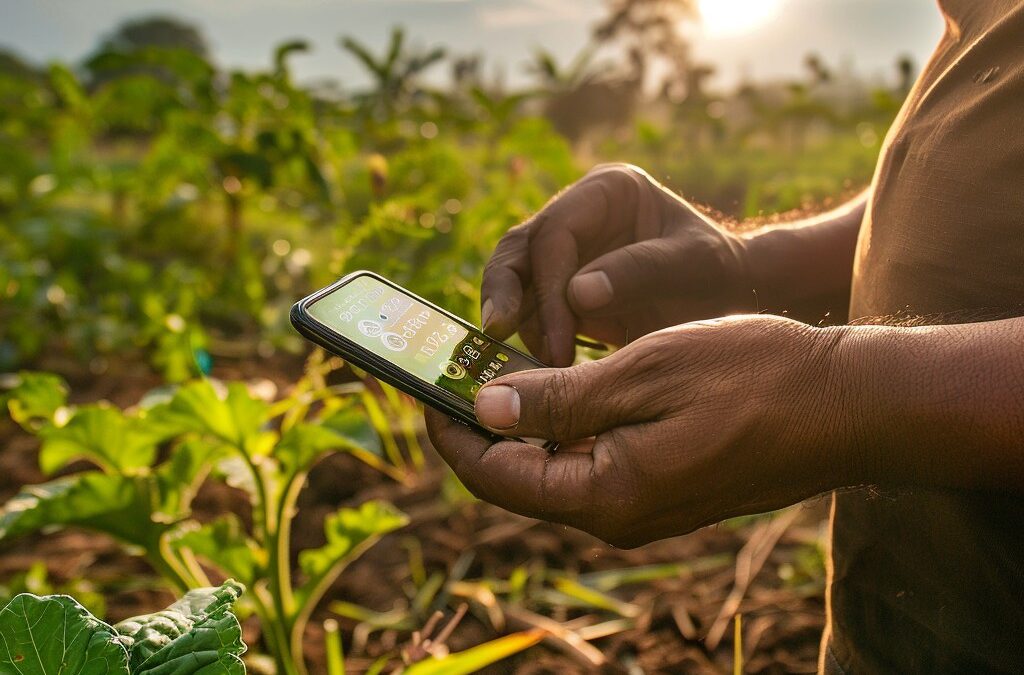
0,370,408,675
0,581,246,675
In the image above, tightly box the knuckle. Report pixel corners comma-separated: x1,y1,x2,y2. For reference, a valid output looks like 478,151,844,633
590,162,644,181
591,163,645,196
540,369,577,439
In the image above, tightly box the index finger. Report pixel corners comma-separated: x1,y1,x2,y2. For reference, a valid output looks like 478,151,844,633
480,225,530,340
482,168,637,364
424,408,596,524
525,176,625,365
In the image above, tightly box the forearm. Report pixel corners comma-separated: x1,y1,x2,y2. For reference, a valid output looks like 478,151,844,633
740,191,867,323
838,316,1024,492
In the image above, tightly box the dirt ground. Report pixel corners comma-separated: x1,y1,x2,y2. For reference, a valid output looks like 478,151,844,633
0,357,830,674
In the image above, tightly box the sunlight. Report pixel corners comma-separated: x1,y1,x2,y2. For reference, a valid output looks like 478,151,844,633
697,0,782,36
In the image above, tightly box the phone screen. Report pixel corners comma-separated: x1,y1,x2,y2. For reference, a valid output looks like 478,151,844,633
305,273,539,404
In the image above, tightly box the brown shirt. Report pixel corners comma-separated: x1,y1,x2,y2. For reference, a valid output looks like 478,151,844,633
828,0,1024,671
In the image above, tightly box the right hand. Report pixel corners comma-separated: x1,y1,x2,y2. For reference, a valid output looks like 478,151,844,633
481,163,753,366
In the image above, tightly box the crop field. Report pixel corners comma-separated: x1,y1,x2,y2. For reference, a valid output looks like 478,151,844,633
0,12,904,675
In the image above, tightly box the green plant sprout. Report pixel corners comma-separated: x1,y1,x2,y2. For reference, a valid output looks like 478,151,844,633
0,369,408,675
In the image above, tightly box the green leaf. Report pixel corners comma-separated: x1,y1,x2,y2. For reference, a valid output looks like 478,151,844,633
170,516,264,586
276,411,379,477
275,423,343,476
48,63,89,111
115,581,246,674
0,473,168,550
319,405,383,457
153,439,226,523
3,371,68,427
38,404,162,475
295,501,407,608
148,381,271,452
273,40,310,75
403,630,544,675
551,577,640,618
0,593,130,675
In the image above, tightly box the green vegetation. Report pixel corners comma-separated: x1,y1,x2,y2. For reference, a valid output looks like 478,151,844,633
0,367,409,675
0,9,907,673
0,581,246,675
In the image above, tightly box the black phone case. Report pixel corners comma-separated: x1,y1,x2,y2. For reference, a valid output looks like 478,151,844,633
290,270,545,438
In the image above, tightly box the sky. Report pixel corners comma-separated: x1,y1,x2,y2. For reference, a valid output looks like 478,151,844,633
0,0,946,90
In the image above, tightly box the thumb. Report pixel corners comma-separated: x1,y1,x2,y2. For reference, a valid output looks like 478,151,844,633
474,359,647,441
567,239,690,318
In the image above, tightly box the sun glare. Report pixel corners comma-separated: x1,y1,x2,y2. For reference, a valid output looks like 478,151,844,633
697,0,782,36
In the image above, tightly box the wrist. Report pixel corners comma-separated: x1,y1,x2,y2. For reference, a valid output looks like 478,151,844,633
738,208,862,323
741,226,831,317
789,324,877,493
828,323,957,489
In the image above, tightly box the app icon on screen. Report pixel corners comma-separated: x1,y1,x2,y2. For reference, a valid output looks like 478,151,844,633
358,319,383,337
381,332,408,351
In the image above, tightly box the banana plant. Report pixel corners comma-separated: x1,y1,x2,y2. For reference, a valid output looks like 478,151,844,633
340,27,446,123
0,370,408,675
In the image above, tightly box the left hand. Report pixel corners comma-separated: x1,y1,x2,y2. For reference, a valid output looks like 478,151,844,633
426,315,855,548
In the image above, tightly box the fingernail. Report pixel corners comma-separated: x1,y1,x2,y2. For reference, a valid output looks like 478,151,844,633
481,298,495,330
570,271,613,311
475,385,520,430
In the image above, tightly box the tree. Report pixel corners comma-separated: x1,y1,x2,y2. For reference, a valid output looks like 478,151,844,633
896,54,916,93
525,45,599,92
94,15,209,58
594,0,698,92
804,53,832,86
84,16,213,89
339,27,446,121
0,48,39,80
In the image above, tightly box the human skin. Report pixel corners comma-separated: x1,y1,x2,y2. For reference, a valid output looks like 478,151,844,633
425,165,1024,547
478,164,866,366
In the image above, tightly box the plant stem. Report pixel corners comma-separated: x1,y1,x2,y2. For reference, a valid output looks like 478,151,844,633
324,619,346,675
734,613,743,675
243,451,303,675
361,390,406,471
253,588,301,675
151,536,201,592
276,475,304,619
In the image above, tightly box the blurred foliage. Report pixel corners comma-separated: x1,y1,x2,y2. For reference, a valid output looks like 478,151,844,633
0,12,904,381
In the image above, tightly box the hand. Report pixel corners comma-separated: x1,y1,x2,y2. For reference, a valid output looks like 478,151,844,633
481,164,752,366
426,315,852,548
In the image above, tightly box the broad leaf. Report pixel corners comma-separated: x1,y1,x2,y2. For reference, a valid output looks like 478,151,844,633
319,405,383,457
276,409,380,478
279,407,403,481
38,404,162,475
275,423,346,477
295,501,407,608
0,593,130,675
0,473,168,551
115,581,245,674
169,516,264,586
403,630,544,675
147,381,271,453
3,371,68,428
154,439,227,523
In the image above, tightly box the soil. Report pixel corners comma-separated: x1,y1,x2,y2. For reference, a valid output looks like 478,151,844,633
0,354,829,674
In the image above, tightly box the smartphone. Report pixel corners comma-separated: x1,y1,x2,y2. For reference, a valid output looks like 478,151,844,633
290,270,545,439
